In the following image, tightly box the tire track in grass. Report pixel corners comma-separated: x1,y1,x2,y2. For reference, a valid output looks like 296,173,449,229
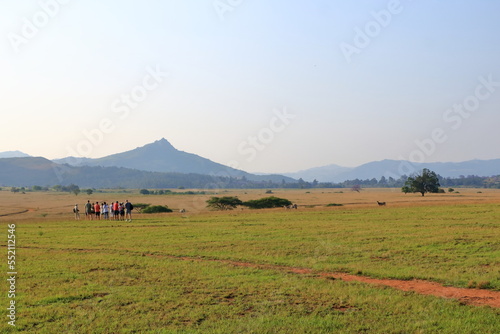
0,209,29,217
20,246,500,308
158,254,500,309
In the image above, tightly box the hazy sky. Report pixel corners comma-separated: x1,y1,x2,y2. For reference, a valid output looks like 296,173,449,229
1,0,499,173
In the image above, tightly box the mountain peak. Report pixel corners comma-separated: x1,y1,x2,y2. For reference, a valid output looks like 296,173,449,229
144,138,177,151
152,138,176,150
0,150,31,158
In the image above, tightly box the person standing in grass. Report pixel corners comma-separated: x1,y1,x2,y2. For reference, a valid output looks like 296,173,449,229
113,201,120,221
102,202,109,220
85,200,93,220
119,202,125,220
125,200,133,222
109,202,114,220
94,201,101,220
73,204,80,220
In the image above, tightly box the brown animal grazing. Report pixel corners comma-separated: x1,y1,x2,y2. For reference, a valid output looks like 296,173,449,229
377,201,386,206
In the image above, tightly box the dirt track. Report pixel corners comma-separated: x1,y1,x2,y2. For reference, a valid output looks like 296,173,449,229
163,255,500,309
17,244,500,309
0,209,29,217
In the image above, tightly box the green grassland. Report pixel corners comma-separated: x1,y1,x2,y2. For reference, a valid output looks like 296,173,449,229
2,202,500,333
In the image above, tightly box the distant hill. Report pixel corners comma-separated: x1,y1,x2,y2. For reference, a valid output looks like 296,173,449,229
286,159,500,182
54,138,293,183
5,139,499,186
0,150,31,158
284,164,352,182
0,157,291,189
0,157,61,186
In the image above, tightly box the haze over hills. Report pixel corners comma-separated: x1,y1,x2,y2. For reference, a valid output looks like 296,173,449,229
284,164,352,183
0,157,269,189
0,150,31,158
1,138,500,187
54,138,293,183
285,159,500,183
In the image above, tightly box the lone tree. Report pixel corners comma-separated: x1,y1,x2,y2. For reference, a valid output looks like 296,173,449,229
403,168,440,196
351,185,362,193
206,196,243,210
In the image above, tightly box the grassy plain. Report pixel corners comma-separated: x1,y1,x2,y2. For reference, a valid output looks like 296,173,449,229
1,188,499,333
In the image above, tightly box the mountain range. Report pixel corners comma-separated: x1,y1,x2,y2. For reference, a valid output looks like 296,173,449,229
53,138,292,183
1,138,499,187
0,139,294,188
285,159,500,182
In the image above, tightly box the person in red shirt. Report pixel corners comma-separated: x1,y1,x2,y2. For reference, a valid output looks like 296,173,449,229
94,202,101,220
113,201,119,220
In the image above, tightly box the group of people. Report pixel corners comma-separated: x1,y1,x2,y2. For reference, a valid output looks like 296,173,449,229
73,200,133,221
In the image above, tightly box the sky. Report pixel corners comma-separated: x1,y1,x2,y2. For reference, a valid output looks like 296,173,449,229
1,0,499,173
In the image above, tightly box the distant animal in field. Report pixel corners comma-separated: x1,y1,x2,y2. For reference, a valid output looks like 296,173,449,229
284,204,298,209
179,209,186,213
377,201,386,206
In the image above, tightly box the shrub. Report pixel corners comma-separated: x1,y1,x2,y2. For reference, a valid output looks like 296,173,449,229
326,203,343,207
243,196,292,209
142,205,173,213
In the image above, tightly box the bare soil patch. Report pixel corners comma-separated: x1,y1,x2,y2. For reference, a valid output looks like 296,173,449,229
166,255,500,309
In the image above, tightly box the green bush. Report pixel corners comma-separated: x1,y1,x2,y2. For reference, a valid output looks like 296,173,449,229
243,196,292,209
141,205,173,213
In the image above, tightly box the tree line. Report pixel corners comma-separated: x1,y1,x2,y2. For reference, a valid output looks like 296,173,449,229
291,174,500,189
6,173,500,193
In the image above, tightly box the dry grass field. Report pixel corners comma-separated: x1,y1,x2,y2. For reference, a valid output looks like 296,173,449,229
1,187,499,220
1,187,499,333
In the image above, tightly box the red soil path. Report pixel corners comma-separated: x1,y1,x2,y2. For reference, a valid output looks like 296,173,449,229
165,255,500,309
21,246,498,309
